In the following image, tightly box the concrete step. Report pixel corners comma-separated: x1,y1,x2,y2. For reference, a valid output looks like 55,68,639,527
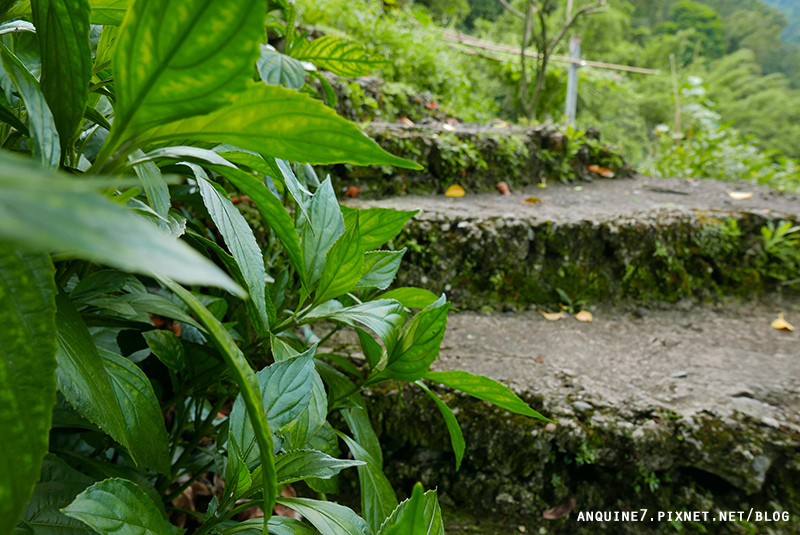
324,120,633,198
345,175,800,308
330,298,800,533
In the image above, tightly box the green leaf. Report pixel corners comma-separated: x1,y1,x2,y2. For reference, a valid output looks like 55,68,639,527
276,497,372,535
224,448,252,504
275,449,364,485
291,36,390,78
0,245,57,535
220,517,316,535
384,297,449,382
130,149,170,223
357,249,406,290
0,43,60,167
341,207,418,250
108,0,263,145
31,0,91,153
356,327,383,369
0,153,243,296
0,99,29,134
257,44,307,90
315,215,363,304
139,85,422,169
274,158,311,225
192,165,271,334
378,486,443,535
378,288,439,310
87,0,128,25
210,164,306,288
228,347,317,465
305,300,406,349
304,422,341,494
123,292,204,331
302,177,344,289
16,455,95,535
338,432,397,532
142,329,185,370
162,279,277,515
94,24,119,73
415,381,464,470
55,292,171,475
423,370,550,421
62,478,181,535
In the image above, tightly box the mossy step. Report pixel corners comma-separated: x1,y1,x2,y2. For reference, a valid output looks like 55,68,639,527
345,176,800,309
321,121,632,198
331,299,800,533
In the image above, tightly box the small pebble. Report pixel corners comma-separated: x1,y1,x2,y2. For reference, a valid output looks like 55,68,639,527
669,370,688,379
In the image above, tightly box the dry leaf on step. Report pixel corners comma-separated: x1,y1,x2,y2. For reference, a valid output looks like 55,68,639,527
496,181,511,195
771,312,794,332
445,184,465,197
587,164,614,178
399,116,415,127
575,310,593,322
344,186,362,198
539,310,564,321
543,498,577,520
726,190,754,200
524,196,541,204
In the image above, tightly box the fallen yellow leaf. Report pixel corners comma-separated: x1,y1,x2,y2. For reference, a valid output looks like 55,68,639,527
524,196,541,204
771,312,794,332
539,310,564,321
726,190,754,200
575,310,593,322
442,123,455,131
445,184,465,197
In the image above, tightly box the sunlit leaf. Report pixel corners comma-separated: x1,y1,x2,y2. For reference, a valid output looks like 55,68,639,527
444,185,465,198
384,296,449,382
0,245,57,534
357,249,406,290
291,35,390,78
379,288,439,309
341,206,417,250
315,216,363,304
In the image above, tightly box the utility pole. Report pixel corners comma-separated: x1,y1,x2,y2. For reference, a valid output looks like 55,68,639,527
564,0,579,125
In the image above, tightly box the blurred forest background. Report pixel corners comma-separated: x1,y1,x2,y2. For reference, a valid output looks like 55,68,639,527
296,0,800,191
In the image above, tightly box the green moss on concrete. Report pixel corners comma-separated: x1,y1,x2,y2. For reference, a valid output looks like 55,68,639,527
364,384,800,534
391,211,799,309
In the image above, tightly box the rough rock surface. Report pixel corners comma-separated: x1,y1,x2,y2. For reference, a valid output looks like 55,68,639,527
330,297,800,533
345,175,800,308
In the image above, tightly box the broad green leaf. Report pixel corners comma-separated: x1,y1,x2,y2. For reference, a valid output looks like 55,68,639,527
5,0,129,25
162,279,277,516
378,288,439,309
303,177,344,289
224,448,252,504
378,486,443,535
338,432,397,532
123,292,204,331
357,249,406,290
87,0,128,25
384,297,449,382
305,422,341,495
229,348,317,464
284,370,328,450
291,36,390,78
210,164,306,287
55,292,171,475
142,329,185,370
315,216,363,304
305,299,406,350
257,44,306,90
0,153,243,296
0,43,60,167
275,449,364,485
62,478,180,535
192,164,271,334
423,370,549,421
16,455,95,535
220,517,316,535
139,85,422,169
341,207,418,250
0,245,57,535
31,0,91,153
108,0,263,144
380,483,425,535
130,146,236,169
0,20,34,34
276,497,372,535
0,99,29,134
415,381,464,470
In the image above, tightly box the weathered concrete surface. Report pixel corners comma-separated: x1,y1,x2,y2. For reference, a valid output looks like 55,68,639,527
345,175,800,308
323,120,632,197
335,297,800,533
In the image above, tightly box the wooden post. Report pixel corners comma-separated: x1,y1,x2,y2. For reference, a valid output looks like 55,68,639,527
565,35,581,125
669,53,681,140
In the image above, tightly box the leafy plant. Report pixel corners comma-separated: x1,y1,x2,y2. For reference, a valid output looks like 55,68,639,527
759,220,800,288
0,1,547,534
